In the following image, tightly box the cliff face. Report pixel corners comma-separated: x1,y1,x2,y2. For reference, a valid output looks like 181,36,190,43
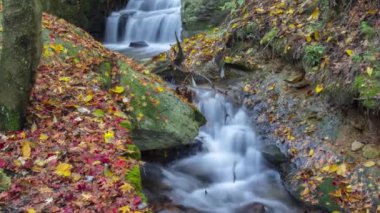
40,0,128,40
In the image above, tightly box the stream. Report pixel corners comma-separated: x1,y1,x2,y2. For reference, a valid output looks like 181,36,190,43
157,89,302,213
104,1,303,212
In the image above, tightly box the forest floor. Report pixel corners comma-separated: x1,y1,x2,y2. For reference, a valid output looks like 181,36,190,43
0,13,152,212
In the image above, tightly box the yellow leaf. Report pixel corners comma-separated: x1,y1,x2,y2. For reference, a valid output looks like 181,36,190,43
308,149,314,157
326,36,333,43
366,67,373,77
50,44,65,53
308,7,320,20
83,94,93,103
27,208,36,213
104,130,115,143
313,31,320,40
120,182,133,193
331,211,341,213
363,161,376,167
322,165,330,172
119,205,131,213
367,9,377,15
224,56,233,63
315,84,324,94
286,8,295,15
329,164,338,173
111,86,125,94
305,35,312,43
345,49,353,56
289,24,296,29
155,86,165,93
39,134,49,141
337,163,347,177
55,163,73,177
255,8,265,13
59,77,71,82
21,141,31,159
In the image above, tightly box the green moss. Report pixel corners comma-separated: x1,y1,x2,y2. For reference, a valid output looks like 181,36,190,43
303,44,325,68
97,62,113,89
354,73,380,109
0,106,22,132
125,144,142,160
260,27,279,45
0,169,11,192
316,178,341,211
126,165,147,202
360,21,377,40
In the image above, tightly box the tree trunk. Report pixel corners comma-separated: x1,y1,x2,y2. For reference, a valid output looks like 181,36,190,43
0,0,42,131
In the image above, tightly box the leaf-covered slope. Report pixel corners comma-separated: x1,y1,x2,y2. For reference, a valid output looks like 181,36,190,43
0,12,202,211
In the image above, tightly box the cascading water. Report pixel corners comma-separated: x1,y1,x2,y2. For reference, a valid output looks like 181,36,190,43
104,0,181,59
160,89,302,213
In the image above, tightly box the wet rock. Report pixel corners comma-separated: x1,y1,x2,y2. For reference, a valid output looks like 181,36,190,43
130,41,149,48
362,144,379,159
288,79,310,89
235,202,266,213
261,144,289,165
351,141,364,152
284,71,304,84
118,61,206,153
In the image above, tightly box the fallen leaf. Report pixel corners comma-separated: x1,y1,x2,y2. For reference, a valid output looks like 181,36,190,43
104,131,115,143
59,77,71,82
21,141,31,159
83,94,94,103
366,67,373,77
55,162,73,177
308,7,320,20
39,134,49,141
27,208,36,213
111,86,125,94
119,205,131,213
345,49,353,56
337,163,347,177
120,182,133,193
363,161,375,167
315,84,324,94
308,149,314,157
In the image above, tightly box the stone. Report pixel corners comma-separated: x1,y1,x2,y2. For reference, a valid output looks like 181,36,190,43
40,0,127,40
362,144,379,159
129,41,149,48
351,141,364,152
261,144,289,165
284,71,305,84
118,61,206,152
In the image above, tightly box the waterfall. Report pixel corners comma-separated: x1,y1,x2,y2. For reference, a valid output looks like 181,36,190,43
104,0,182,59
161,89,302,213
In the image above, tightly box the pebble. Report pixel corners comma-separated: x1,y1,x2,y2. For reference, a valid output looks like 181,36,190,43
351,141,364,151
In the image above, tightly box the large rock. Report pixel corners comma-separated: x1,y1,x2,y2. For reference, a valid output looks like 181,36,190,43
118,62,206,152
182,0,230,36
40,0,126,40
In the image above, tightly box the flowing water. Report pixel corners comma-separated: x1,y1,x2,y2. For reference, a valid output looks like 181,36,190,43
160,89,302,213
104,0,181,59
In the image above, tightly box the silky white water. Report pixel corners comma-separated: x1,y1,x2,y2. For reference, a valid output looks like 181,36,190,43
161,89,301,213
104,0,181,59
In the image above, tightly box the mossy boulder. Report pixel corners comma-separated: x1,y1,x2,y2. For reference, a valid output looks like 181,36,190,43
182,0,230,36
118,61,206,152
